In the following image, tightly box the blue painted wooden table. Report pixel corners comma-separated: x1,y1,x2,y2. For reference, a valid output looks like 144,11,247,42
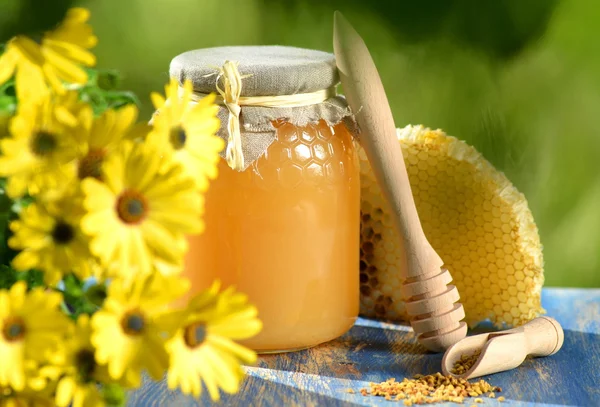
129,288,600,406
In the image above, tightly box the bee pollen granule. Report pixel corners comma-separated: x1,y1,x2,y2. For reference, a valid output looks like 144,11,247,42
358,373,503,405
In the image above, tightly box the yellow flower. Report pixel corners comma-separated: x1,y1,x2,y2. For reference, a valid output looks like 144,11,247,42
39,315,106,407
8,193,93,285
0,282,71,391
0,8,97,102
91,273,190,387
0,384,56,407
0,94,85,199
165,281,262,400
80,140,203,279
75,104,149,182
149,78,223,190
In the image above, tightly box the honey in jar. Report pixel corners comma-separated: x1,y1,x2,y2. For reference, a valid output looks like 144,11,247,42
168,46,360,352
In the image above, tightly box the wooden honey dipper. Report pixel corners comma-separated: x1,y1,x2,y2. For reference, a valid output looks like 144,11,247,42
333,11,467,352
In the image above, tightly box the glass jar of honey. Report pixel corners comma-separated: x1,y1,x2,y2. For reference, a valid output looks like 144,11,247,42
169,46,360,353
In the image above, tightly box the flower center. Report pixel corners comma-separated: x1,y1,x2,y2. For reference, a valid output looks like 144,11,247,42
183,322,207,348
78,148,106,180
30,131,57,157
51,220,75,245
116,190,148,224
169,126,187,150
2,316,26,342
121,311,146,336
75,348,96,383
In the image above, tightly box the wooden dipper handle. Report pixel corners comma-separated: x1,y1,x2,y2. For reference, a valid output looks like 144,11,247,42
522,316,564,357
333,11,467,352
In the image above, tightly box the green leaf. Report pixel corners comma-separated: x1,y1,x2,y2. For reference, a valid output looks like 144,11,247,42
61,274,101,318
0,264,18,290
0,183,13,268
11,194,35,214
0,96,16,114
85,282,108,308
83,67,99,86
96,69,122,91
103,383,127,407
0,79,15,96
105,90,141,109
21,269,44,290
63,273,84,298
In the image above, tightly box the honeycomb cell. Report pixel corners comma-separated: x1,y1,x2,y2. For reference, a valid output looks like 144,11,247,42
305,162,323,181
279,146,292,162
358,125,544,328
312,142,329,163
518,303,530,314
292,144,311,163
300,129,315,143
279,164,303,189
280,127,299,143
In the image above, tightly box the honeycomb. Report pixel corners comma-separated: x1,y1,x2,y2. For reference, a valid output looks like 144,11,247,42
245,119,358,189
359,125,544,328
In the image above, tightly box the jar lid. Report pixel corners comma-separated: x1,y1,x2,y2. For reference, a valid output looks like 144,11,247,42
169,45,339,97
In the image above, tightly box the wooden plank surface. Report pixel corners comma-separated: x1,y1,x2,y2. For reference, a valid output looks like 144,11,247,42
128,288,600,406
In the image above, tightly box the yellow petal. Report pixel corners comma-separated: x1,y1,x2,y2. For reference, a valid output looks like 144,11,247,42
90,108,117,147
0,48,18,84
43,48,88,84
196,354,221,401
15,61,49,102
11,250,40,271
44,39,96,66
54,105,78,127
207,335,257,364
114,104,139,136
56,376,76,407
151,92,166,110
140,220,184,264
125,122,152,141
12,36,44,65
129,227,152,275
64,7,92,23
204,348,241,394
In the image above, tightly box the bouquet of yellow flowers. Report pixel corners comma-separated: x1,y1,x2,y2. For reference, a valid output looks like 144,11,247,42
0,8,261,407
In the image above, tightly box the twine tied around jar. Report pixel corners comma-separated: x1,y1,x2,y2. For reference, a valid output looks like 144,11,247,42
185,60,338,171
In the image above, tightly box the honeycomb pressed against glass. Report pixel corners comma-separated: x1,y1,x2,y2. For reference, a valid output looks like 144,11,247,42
182,119,360,352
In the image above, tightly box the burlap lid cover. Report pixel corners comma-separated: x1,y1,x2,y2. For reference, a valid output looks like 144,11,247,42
170,45,356,170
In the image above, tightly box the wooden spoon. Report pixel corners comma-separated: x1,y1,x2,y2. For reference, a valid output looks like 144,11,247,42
442,317,564,379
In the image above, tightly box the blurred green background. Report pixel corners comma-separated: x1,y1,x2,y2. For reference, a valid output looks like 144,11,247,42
2,0,599,287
